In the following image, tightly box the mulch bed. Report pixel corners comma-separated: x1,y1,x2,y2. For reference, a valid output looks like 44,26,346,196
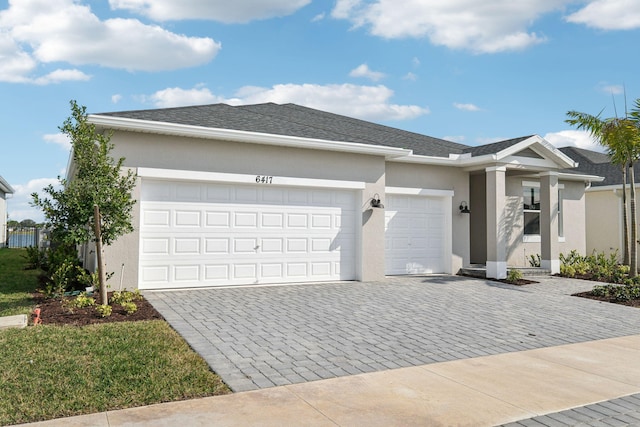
32,292,164,326
492,278,538,286
572,291,640,308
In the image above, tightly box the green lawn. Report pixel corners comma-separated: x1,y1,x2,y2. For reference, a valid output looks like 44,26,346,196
0,248,41,317
0,248,230,425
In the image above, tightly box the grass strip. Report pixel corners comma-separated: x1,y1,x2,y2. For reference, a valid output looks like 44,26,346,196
0,320,230,425
0,248,40,317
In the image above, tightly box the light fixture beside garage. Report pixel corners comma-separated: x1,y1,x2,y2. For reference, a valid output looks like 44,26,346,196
459,201,470,214
370,193,385,209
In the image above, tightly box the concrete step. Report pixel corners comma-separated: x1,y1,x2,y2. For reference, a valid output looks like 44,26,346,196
0,314,28,330
458,267,551,279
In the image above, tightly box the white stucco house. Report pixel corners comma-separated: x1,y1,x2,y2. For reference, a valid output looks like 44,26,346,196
74,103,602,289
0,175,14,247
560,146,638,259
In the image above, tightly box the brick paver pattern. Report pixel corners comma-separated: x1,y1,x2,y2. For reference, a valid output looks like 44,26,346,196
144,276,640,392
500,393,640,426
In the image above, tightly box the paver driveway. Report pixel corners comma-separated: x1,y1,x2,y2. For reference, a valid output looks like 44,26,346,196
144,275,640,392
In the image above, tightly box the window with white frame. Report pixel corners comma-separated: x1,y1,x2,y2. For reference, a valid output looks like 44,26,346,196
523,185,540,236
522,181,564,240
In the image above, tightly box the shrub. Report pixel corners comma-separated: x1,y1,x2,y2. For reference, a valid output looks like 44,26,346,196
528,254,541,268
121,301,138,315
24,246,47,270
45,260,77,298
506,269,523,284
95,304,112,317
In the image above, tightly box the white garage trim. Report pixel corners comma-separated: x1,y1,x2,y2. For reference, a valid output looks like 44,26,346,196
386,186,454,197
384,187,453,275
138,167,366,190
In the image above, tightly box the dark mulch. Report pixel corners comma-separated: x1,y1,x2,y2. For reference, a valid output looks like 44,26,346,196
573,291,640,308
493,278,538,286
32,292,164,326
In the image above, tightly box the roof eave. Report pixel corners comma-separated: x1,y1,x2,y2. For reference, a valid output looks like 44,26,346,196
0,176,14,194
88,114,413,160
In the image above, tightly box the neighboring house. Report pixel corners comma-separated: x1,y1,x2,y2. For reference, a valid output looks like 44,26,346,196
74,103,602,289
560,146,639,259
0,176,15,247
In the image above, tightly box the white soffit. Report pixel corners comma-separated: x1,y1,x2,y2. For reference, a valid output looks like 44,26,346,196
88,115,412,159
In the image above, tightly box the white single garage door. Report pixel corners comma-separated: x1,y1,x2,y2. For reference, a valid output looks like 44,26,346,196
385,194,448,275
139,179,358,289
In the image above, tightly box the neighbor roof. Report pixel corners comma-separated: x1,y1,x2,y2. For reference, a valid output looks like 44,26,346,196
559,146,637,187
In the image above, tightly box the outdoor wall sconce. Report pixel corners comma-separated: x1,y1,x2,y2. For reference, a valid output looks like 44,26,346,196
370,193,385,209
459,201,470,214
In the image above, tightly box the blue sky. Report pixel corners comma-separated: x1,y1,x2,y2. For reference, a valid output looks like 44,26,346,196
1,0,639,221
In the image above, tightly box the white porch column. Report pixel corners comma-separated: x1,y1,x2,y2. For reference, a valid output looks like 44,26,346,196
486,166,507,279
540,172,560,274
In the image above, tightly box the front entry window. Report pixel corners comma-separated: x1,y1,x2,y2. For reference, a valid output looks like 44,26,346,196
523,186,540,236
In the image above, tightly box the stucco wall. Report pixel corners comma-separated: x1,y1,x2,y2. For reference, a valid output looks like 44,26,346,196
585,189,623,259
104,131,388,288
504,178,586,267
385,162,470,273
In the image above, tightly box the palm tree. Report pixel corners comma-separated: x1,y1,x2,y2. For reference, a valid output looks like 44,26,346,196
565,110,639,275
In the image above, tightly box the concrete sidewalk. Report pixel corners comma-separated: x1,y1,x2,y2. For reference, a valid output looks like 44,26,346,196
17,334,640,427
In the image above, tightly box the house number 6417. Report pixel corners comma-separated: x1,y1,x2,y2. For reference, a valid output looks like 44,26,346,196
255,175,273,184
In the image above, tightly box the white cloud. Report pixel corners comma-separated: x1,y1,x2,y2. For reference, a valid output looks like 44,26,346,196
112,94,123,104
331,0,569,53
8,178,60,223
148,86,226,108
146,83,430,121
596,82,624,95
543,130,604,152
43,133,72,151
0,0,220,83
443,135,466,143
403,72,417,81
312,13,325,22
34,69,91,85
109,0,311,23
566,0,640,30
349,63,385,81
454,102,482,112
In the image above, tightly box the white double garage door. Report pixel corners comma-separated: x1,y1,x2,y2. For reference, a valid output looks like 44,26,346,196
139,178,450,289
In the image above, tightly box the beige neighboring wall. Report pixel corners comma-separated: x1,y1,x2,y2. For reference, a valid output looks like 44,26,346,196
586,188,622,258
104,131,388,288
385,162,470,273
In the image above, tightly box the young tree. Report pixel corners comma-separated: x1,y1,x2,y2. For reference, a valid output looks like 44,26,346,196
32,100,137,303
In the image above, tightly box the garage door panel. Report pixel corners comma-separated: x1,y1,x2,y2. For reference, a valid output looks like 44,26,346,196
385,194,448,275
174,238,200,254
140,180,357,288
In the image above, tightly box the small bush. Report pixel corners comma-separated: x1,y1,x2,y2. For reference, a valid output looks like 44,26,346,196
24,246,47,270
95,304,112,318
506,269,523,284
121,301,138,315
528,254,541,268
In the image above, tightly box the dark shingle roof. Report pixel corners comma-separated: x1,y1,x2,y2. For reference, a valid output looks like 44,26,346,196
462,136,533,156
99,102,470,158
559,146,637,187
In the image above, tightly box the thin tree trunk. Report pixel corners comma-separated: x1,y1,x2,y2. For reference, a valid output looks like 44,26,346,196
622,163,630,265
630,164,638,277
93,204,108,305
